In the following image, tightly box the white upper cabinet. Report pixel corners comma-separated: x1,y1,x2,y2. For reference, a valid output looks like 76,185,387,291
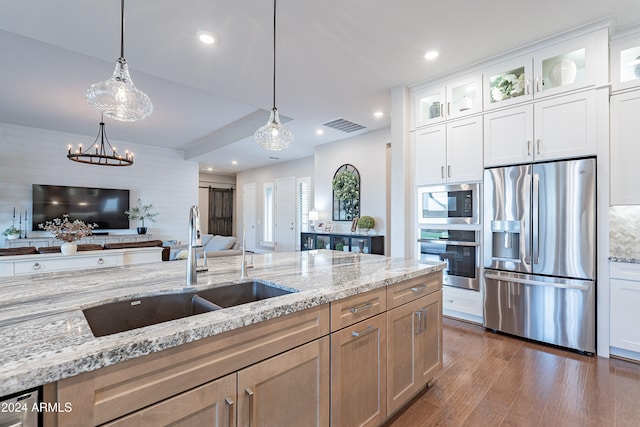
611,31,640,92
610,90,640,205
411,73,482,129
414,116,483,186
484,91,596,167
532,28,608,98
483,55,534,111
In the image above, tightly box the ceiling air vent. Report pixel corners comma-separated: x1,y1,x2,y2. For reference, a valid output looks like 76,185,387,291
323,118,366,133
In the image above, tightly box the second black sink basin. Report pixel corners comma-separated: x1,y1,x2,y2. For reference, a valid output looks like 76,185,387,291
197,280,294,308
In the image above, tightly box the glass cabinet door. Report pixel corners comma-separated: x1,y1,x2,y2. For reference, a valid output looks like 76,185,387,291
611,32,640,92
331,236,350,252
412,85,446,128
316,234,331,250
483,55,533,110
446,74,482,119
533,28,607,98
351,237,370,254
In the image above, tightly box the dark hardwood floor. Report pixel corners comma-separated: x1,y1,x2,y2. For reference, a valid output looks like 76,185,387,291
387,317,640,426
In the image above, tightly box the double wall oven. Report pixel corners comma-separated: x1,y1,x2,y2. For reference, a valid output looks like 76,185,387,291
417,183,481,291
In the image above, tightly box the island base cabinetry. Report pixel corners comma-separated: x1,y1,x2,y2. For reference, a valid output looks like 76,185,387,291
331,314,387,427
387,289,443,416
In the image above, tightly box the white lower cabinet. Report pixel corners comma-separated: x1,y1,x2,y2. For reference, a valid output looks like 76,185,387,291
442,286,483,324
610,262,640,359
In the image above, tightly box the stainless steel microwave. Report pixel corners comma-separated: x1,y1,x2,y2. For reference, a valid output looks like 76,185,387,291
417,183,480,225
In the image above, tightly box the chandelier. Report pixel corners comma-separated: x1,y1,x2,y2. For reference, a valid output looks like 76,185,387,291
67,116,133,166
86,0,153,122
254,0,293,151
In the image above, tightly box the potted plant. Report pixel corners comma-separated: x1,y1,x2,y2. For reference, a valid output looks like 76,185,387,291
2,226,21,240
38,215,97,255
125,199,158,234
357,216,375,235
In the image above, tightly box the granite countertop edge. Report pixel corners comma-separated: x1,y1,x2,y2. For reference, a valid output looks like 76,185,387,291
0,250,445,396
609,255,640,264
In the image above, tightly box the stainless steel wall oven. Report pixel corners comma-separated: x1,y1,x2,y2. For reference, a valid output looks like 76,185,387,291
418,228,480,291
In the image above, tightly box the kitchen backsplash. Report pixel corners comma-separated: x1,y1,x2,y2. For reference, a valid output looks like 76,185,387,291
610,206,640,258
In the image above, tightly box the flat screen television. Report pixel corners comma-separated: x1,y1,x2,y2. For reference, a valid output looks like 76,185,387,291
32,184,130,231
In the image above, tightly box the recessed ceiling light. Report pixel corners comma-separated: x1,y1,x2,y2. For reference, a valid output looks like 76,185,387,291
373,111,384,118
231,160,238,165
198,32,215,45
316,129,324,135
424,50,439,60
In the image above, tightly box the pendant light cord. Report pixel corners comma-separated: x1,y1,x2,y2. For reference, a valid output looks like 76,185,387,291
272,0,277,110
119,0,125,59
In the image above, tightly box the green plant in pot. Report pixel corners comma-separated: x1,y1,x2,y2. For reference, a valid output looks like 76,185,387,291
2,225,21,239
125,199,158,235
357,216,375,235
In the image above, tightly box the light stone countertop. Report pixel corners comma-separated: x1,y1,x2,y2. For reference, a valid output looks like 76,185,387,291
0,250,445,396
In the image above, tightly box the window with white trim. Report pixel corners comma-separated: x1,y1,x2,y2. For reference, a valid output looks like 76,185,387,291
263,182,274,245
297,177,311,233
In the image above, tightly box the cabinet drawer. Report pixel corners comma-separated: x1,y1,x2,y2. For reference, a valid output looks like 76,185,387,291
387,273,442,309
610,262,640,281
330,288,386,332
442,286,483,317
13,253,119,274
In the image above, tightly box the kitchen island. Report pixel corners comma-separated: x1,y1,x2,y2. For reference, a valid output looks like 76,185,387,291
0,250,444,426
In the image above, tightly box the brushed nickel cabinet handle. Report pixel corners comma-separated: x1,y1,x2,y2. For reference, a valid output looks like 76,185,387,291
527,140,532,156
411,284,427,292
447,165,451,178
225,396,234,427
415,311,422,335
350,302,373,314
536,77,541,92
447,102,451,116
441,166,445,179
421,308,428,332
536,139,541,155
245,388,254,427
352,325,376,338
526,79,531,95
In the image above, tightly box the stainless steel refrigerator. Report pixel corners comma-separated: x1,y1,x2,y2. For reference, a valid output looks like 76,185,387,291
483,157,596,353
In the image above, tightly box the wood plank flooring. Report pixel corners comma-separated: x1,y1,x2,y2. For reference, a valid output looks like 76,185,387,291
386,317,640,427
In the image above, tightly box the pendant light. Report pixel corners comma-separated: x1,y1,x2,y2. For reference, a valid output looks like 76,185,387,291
67,115,134,166
254,0,293,151
86,0,153,122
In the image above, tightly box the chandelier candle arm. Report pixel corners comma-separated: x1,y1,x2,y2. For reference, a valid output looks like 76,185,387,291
254,0,293,151
86,0,153,122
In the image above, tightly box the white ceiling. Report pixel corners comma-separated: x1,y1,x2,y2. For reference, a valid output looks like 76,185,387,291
1,0,639,174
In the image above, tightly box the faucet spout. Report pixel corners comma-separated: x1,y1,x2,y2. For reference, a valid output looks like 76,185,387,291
187,205,201,287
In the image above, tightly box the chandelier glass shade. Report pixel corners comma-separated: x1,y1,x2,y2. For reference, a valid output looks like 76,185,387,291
255,0,293,151
86,0,153,122
67,117,133,166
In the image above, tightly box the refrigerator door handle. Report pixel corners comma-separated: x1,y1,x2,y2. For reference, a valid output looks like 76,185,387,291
484,273,591,291
532,173,540,265
523,173,532,266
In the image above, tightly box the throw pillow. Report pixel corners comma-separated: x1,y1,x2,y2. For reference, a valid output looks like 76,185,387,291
205,235,237,251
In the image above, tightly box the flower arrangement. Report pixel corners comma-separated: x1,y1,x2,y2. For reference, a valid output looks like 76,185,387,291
490,72,525,102
38,215,97,242
124,199,158,227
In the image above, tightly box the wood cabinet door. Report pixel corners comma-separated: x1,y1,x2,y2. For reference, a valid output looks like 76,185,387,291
484,104,534,167
533,90,596,162
414,125,447,186
446,116,484,183
331,314,387,427
237,337,330,427
387,291,443,417
103,373,236,427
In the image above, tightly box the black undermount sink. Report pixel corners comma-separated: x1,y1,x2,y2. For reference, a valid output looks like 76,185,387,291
83,280,295,337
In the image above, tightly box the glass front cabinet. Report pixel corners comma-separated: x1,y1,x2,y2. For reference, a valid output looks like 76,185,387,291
301,232,384,255
611,31,640,92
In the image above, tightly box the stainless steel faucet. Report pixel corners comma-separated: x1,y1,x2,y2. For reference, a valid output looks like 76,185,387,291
186,205,202,287
239,225,253,280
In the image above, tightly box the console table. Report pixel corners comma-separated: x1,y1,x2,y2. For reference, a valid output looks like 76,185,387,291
301,232,384,255
3,234,152,249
